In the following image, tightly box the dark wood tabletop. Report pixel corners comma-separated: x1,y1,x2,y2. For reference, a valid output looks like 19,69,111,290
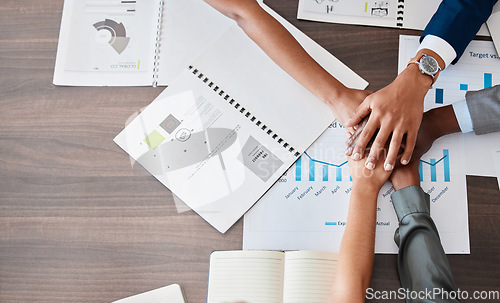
1,0,499,302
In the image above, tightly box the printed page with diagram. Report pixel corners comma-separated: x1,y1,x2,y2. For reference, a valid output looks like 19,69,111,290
114,21,346,233
298,0,402,28
298,0,489,35
113,63,298,233
54,0,161,86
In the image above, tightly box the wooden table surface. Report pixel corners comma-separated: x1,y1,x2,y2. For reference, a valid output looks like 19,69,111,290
1,0,499,302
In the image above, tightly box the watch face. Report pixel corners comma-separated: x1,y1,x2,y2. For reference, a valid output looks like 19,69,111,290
420,55,439,74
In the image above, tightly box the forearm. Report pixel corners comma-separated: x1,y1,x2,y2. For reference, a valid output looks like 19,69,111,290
330,185,378,302
425,105,461,138
391,186,458,302
466,85,500,135
203,0,348,106
421,0,497,63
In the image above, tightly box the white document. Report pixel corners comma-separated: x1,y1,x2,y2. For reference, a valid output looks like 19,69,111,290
243,123,469,254
53,0,161,85
111,284,185,303
114,22,367,233
114,68,298,233
297,0,490,36
399,35,500,176
492,149,500,190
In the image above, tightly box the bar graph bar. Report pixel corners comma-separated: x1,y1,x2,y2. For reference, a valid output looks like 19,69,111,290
309,158,315,181
294,152,350,182
430,158,437,182
295,157,301,181
443,149,450,182
432,73,494,105
484,73,492,88
323,165,328,181
435,88,444,104
419,149,450,182
336,167,342,181
419,161,423,180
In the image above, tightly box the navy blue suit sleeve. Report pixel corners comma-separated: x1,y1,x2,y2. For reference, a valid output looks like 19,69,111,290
421,0,498,64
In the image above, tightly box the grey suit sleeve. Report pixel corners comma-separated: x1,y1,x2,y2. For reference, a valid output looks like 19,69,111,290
391,185,459,303
465,84,500,135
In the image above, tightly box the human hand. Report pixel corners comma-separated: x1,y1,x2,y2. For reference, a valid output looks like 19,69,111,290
347,104,461,169
404,105,461,164
344,64,432,171
348,148,392,193
390,160,421,191
327,88,372,130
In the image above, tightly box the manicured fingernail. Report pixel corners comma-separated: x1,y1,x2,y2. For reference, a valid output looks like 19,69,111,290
384,163,394,171
352,152,361,160
366,162,375,170
401,159,409,165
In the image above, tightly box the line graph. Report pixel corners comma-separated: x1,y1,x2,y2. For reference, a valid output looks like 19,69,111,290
297,149,451,183
295,152,350,181
419,149,450,182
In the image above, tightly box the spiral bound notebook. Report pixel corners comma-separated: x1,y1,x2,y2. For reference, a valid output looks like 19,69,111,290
113,23,366,233
297,0,490,35
53,0,234,86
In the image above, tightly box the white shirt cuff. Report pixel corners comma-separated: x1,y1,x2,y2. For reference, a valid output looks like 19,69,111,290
417,35,457,68
452,99,474,133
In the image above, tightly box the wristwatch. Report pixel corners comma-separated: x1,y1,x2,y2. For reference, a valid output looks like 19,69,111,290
407,53,442,87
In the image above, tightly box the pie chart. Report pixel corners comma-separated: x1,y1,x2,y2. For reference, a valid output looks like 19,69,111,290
93,19,130,54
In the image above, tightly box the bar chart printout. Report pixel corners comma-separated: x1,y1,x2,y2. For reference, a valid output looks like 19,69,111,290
399,35,500,177
244,121,469,254
434,73,495,105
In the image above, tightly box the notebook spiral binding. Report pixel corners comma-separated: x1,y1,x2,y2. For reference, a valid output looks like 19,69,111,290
188,66,300,157
396,0,404,27
152,1,164,87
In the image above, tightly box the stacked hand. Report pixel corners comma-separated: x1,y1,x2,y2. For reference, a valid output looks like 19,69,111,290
326,88,373,130
346,104,460,173
344,49,446,171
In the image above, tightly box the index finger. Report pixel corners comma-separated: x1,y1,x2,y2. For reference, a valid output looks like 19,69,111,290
345,119,368,156
349,118,378,161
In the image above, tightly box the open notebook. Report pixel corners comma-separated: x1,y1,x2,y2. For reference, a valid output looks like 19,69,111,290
207,250,338,303
53,0,234,86
297,0,493,36
114,22,365,233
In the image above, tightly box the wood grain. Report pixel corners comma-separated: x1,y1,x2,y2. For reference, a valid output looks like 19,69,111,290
0,0,498,302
